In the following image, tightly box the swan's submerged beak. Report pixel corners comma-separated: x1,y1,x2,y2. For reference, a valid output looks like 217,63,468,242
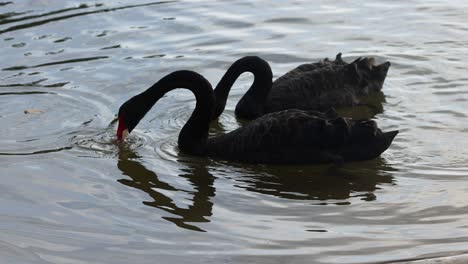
117,129,129,142
116,115,129,142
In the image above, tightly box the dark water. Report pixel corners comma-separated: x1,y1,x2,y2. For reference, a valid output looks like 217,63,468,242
1,1,468,263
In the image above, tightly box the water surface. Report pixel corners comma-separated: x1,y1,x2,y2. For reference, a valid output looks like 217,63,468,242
1,1,468,263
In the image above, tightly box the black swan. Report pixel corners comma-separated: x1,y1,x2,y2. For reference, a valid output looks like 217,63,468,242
213,53,391,120
117,70,398,164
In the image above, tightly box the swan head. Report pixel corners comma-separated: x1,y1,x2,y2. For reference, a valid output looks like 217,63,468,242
116,95,147,142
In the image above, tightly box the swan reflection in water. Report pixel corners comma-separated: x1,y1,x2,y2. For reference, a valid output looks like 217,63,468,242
117,148,215,232
117,143,396,231
336,90,386,120
227,158,396,203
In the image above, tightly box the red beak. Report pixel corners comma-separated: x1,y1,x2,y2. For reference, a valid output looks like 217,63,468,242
116,115,127,141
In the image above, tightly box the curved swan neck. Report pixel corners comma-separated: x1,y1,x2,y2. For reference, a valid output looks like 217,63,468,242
212,56,273,119
118,70,215,155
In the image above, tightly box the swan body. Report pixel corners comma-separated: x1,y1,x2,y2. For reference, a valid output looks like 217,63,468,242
117,70,398,164
206,109,398,164
213,53,391,120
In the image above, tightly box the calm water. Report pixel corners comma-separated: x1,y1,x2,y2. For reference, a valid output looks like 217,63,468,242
1,1,468,263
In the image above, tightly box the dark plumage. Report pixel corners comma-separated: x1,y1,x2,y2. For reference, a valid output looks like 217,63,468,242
117,70,398,164
213,53,391,120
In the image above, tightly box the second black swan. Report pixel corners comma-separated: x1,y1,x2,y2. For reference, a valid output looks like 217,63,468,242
117,70,398,164
213,53,391,120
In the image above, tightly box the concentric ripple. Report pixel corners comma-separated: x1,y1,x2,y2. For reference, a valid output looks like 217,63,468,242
0,86,112,155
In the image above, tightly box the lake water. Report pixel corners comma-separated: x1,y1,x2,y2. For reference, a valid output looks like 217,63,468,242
1,1,468,263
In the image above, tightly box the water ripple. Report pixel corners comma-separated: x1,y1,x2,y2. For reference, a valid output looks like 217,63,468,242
2,56,109,71
0,86,112,155
0,1,179,35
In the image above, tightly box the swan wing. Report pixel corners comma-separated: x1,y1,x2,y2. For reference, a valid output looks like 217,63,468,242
207,109,350,164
